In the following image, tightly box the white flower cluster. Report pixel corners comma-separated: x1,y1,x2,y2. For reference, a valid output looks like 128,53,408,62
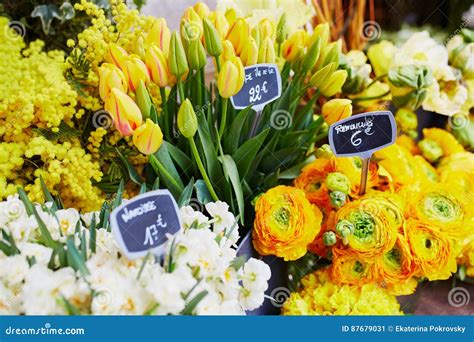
0,196,271,315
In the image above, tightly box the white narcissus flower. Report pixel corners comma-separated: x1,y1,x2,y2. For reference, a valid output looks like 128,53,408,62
81,211,100,227
56,208,81,238
0,282,21,314
0,255,29,289
422,81,468,116
19,242,53,265
242,258,271,292
146,271,186,315
8,216,37,243
205,201,236,235
239,287,265,311
180,206,209,229
0,195,27,226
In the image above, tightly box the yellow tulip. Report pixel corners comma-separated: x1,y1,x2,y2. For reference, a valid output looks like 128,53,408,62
145,18,171,56
240,38,258,66
203,18,223,57
219,40,236,65
319,70,348,97
307,22,330,50
367,40,395,78
226,18,250,55
281,29,307,63
193,2,210,18
257,18,275,41
133,119,163,155
258,37,276,64
217,57,245,98
322,99,352,125
105,43,129,71
123,55,150,92
98,63,128,101
177,99,198,138
104,88,143,136
169,31,189,78
181,7,203,43
145,44,174,88
225,8,237,27
135,34,146,60
209,11,229,40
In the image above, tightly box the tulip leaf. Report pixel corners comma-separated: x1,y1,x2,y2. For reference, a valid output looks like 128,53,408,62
178,178,195,207
232,129,269,181
89,214,97,254
279,158,314,179
164,141,193,177
115,148,143,186
261,147,305,174
196,116,222,185
150,144,184,198
293,96,318,130
181,290,208,315
194,180,213,204
218,155,244,225
224,105,253,153
40,176,59,212
66,237,90,277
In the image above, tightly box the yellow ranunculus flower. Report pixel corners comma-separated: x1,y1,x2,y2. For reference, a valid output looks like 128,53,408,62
132,119,163,155
226,18,250,55
123,55,150,92
104,88,143,136
331,248,374,286
321,99,352,125
405,219,457,281
145,18,171,56
98,63,128,101
367,40,396,78
217,56,244,98
145,44,174,88
422,128,464,156
252,185,323,261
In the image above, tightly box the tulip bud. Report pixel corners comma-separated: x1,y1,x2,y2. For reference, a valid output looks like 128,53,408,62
133,119,163,155
319,70,348,97
226,18,250,55
225,8,237,27
418,139,443,163
326,172,351,194
395,108,418,132
169,32,189,78
203,18,223,57
321,99,352,125
258,37,276,64
135,34,146,60
330,191,346,208
105,44,129,71
240,38,258,66
177,99,198,138
123,55,150,93
388,64,433,110
187,39,207,70
310,62,337,88
251,25,261,46
136,80,152,119
301,37,321,73
218,57,245,98
209,11,229,40
145,44,174,88
323,231,337,246
145,18,171,56
367,40,395,78
281,30,307,62
320,39,342,69
308,22,330,50
220,40,236,65
276,13,288,45
98,63,128,101
193,2,210,19
105,88,143,136
181,8,203,44
335,220,354,238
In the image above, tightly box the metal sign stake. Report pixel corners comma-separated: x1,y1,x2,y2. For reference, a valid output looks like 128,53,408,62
359,157,370,196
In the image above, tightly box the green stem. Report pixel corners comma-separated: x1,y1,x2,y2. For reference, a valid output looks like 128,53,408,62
159,87,170,138
352,90,391,103
149,154,184,193
366,74,388,89
218,98,228,139
215,57,221,73
188,138,219,202
177,81,186,103
196,68,203,107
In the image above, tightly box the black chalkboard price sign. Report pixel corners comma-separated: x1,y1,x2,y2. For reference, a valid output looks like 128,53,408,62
230,63,282,112
328,111,397,194
110,190,182,259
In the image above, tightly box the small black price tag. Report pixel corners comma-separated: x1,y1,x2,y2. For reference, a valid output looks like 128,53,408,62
328,111,397,159
110,190,181,259
230,63,282,112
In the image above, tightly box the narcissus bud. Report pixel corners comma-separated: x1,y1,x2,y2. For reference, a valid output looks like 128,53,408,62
145,44,174,88
240,38,258,66
104,88,143,136
326,172,351,194
123,55,150,92
226,18,250,55
169,31,189,78
217,57,245,98
203,18,223,57
145,18,171,56
187,39,207,70
258,37,276,64
98,63,128,101
177,99,198,138
330,191,346,208
322,99,352,125
105,43,129,71
323,231,337,246
133,119,163,155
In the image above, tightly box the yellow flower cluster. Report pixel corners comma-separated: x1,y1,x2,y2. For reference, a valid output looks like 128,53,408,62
282,270,402,315
0,17,104,211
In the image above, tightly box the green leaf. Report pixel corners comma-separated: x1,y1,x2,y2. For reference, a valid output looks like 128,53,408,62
66,237,90,277
230,255,247,271
17,188,35,216
232,129,269,180
218,155,244,225
115,149,143,186
279,158,314,179
139,182,148,194
33,121,81,141
112,180,125,210
149,152,184,199
224,106,253,153
196,117,222,184
181,290,208,315
194,180,212,204
261,147,304,173
40,176,58,212
152,177,160,190
61,296,81,316
164,141,193,178
178,179,195,207
89,215,96,254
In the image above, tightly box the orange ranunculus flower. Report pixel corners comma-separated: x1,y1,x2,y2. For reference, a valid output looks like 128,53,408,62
294,158,336,213
375,233,418,295
360,191,406,232
405,219,457,281
335,196,398,261
437,152,474,174
252,185,323,261
422,128,464,156
330,247,375,286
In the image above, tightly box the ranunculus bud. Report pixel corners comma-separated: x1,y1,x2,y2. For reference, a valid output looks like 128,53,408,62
335,220,354,238
133,119,163,155
177,99,198,138
419,139,443,162
330,191,346,208
326,172,351,194
323,231,337,246
395,108,418,132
